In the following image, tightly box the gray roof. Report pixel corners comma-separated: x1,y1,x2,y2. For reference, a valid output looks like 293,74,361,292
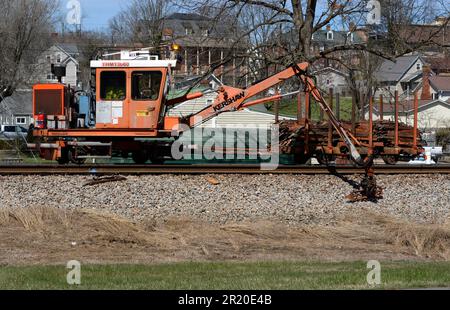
312,29,365,45
163,13,245,48
374,55,423,82
280,28,366,47
57,43,79,57
0,90,32,115
312,66,349,78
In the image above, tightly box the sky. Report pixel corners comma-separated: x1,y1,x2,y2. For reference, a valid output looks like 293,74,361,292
73,0,125,31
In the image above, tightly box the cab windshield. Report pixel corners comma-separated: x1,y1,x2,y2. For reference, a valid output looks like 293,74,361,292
131,71,162,101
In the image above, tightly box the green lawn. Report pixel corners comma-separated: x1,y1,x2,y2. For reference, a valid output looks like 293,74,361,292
1,261,450,290
266,97,356,121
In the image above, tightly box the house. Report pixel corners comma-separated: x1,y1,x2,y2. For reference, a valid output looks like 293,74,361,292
35,43,81,88
311,24,367,62
161,13,249,86
0,90,33,127
313,67,350,95
429,75,450,101
365,98,450,130
167,88,294,129
278,24,368,71
374,55,430,98
368,71,450,129
400,16,450,54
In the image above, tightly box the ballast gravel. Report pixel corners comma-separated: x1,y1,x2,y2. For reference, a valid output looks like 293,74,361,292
0,174,448,225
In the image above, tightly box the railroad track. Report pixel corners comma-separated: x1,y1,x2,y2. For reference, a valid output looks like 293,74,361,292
0,164,449,175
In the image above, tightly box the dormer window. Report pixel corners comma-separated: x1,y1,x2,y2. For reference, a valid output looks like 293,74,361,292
327,31,334,40
57,55,61,63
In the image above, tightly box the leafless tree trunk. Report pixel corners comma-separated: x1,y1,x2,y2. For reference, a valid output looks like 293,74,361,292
0,0,57,100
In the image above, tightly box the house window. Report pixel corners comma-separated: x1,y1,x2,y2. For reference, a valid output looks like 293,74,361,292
185,28,193,35
46,55,51,63
417,63,421,70
327,31,334,40
47,74,51,79
202,29,209,37
16,117,27,125
57,55,61,63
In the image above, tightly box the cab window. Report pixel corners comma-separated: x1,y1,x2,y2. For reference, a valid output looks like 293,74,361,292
132,71,162,101
100,71,126,100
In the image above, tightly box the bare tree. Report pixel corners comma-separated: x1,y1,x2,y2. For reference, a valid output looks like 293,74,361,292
109,0,168,53
0,0,58,100
175,0,449,111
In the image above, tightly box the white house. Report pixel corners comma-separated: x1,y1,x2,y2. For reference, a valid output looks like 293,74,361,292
35,44,81,88
374,55,430,98
365,98,450,129
167,89,294,129
0,90,33,127
313,67,350,95
429,75,450,101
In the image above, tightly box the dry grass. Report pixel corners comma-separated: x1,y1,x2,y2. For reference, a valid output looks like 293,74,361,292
0,206,70,231
1,206,450,264
329,211,450,260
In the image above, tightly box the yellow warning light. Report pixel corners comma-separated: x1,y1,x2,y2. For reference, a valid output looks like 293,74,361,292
171,44,180,51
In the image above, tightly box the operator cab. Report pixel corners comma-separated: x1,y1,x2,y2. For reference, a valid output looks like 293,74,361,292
90,51,177,130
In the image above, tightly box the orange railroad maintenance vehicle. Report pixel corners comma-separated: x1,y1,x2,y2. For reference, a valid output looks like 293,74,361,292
28,50,423,166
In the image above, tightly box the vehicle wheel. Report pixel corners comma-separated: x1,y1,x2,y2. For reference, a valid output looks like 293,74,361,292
294,154,311,165
316,151,333,165
57,148,70,165
148,148,166,164
68,149,86,165
132,151,148,164
382,155,398,165
149,156,165,164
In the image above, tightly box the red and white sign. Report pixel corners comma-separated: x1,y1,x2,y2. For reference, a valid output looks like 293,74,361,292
101,62,130,67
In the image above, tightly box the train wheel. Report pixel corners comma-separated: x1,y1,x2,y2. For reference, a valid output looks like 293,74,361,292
57,148,70,165
68,149,86,165
382,155,398,165
132,151,148,164
316,151,333,165
148,148,165,164
149,156,165,164
294,154,311,165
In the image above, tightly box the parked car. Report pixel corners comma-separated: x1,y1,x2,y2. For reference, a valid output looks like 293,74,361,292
0,125,28,140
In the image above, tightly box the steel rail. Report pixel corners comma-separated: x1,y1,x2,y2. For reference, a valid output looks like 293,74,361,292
0,164,449,175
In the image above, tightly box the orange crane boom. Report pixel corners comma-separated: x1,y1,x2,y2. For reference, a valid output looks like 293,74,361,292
183,62,364,165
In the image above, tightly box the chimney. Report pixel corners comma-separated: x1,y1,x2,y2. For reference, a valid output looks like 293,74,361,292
349,22,356,32
421,65,432,100
326,25,331,31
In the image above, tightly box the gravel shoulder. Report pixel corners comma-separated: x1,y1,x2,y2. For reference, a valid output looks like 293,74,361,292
0,174,449,225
